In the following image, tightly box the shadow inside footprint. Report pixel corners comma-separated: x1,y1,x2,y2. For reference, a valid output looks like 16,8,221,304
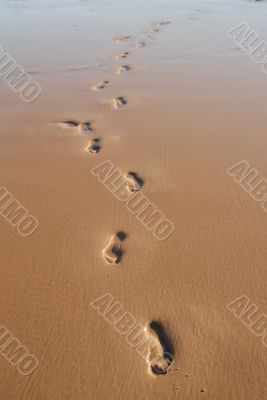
117,231,127,241
147,320,174,376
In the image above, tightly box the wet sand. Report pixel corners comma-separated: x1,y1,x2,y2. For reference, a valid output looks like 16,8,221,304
0,0,267,399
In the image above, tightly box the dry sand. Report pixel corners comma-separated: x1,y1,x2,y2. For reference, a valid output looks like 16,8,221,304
0,0,267,398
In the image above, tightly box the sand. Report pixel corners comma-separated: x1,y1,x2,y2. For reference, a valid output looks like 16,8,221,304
0,0,267,398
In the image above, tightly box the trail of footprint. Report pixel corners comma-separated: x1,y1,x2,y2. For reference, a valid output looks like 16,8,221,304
85,137,101,154
145,321,174,376
92,80,109,91
90,23,170,269
118,65,131,74
125,172,144,192
103,232,127,265
113,96,127,109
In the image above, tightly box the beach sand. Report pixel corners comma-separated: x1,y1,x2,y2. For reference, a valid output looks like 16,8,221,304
0,0,267,398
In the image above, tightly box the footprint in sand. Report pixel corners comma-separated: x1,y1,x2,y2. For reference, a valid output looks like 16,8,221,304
113,96,127,109
115,51,130,59
85,137,101,154
114,35,131,42
158,21,172,26
93,80,109,91
125,172,144,192
103,232,127,265
118,65,131,74
150,27,160,34
80,122,93,133
148,22,171,38
58,120,93,133
60,120,79,128
135,41,146,49
153,21,172,31
145,321,174,376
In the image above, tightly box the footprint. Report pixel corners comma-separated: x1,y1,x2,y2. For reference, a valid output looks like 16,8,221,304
145,321,174,376
150,27,160,34
147,22,171,38
103,232,127,265
115,51,130,59
80,122,93,133
113,96,127,109
118,65,131,74
158,21,172,26
93,80,109,91
114,35,131,42
125,172,144,192
57,120,93,133
85,137,101,154
135,41,146,49
152,22,171,31
60,120,79,128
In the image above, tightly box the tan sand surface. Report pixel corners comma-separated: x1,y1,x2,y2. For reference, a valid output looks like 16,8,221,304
0,0,267,399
